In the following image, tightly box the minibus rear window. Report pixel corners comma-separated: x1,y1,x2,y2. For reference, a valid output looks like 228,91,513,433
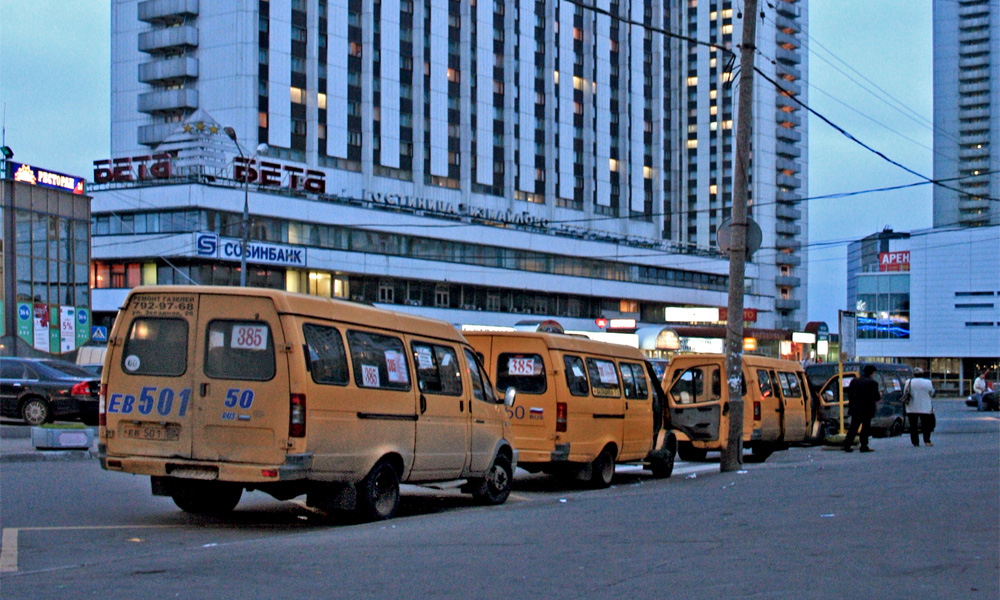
669,366,721,404
495,353,547,395
587,358,621,398
121,318,188,377
204,320,275,381
347,330,411,391
563,355,590,397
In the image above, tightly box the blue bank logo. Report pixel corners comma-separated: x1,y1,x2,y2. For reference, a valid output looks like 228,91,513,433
18,304,31,320
196,233,219,257
77,308,89,324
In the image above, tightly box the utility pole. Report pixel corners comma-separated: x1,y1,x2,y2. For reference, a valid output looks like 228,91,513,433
720,0,758,472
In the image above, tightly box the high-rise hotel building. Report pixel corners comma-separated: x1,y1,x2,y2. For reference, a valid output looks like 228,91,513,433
933,0,999,228
92,0,808,345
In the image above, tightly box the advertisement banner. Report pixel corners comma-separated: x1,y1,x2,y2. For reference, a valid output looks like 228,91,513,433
194,232,306,268
17,302,33,344
33,304,49,351
839,310,857,360
60,306,76,352
878,251,910,272
50,306,61,353
75,307,91,348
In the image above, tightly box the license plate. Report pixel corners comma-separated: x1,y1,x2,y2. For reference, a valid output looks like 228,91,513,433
121,422,180,442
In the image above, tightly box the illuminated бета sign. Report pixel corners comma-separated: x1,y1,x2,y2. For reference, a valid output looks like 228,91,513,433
8,162,86,194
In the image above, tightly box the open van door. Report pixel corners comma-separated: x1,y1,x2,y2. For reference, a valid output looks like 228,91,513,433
664,361,725,443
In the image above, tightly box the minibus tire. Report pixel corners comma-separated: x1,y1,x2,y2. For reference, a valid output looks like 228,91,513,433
749,442,774,463
357,460,400,521
471,456,513,505
677,442,707,462
587,447,615,489
170,481,242,515
650,454,674,479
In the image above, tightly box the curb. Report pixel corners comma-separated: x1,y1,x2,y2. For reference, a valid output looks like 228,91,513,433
0,449,98,464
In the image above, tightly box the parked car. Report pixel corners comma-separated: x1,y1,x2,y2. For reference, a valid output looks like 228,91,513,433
805,362,912,438
0,357,100,426
966,391,998,411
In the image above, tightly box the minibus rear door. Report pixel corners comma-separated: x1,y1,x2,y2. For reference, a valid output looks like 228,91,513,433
190,293,290,465
664,362,725,442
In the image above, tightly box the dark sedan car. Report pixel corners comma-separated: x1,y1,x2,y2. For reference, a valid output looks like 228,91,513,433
0,358,100,426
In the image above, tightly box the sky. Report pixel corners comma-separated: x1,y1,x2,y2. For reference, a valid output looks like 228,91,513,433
0,0,937,329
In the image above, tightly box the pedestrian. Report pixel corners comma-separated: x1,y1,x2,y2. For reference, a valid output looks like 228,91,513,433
903,367,936,447
972,370,989,411
843,364,880,453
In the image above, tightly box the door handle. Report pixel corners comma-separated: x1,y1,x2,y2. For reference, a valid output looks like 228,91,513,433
459,400,464,412
420,394,427,414
200,382,209,397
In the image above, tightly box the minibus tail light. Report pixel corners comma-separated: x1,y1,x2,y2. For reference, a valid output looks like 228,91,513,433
289,393,306,438
753,400,761,421
99,383,107,427
556,402,567,432
70,381,90,396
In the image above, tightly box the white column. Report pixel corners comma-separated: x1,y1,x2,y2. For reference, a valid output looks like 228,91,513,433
557,0,574,200
629,7,644,213
268,0,292,148
380,0,400,168
327,0,349,158
517,0,536,194
475,0,493,185
595,5,611,207
429,0,449,176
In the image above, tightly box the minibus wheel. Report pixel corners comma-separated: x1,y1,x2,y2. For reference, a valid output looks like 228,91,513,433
650,454,674,479
677,442,707,462
471,455,513,505
357,460,400,521
171,480,242,515
586,447,615,489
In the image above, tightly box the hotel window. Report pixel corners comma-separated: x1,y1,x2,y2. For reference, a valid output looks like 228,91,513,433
291,87,306,104
378,283,395,304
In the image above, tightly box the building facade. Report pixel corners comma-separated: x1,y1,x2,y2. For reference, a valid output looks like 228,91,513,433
848,225,1000,393
932,0,1000,228
93,0,809,340
1,161,93,357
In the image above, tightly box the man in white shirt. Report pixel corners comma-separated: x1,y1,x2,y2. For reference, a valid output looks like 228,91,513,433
904,368,936,447
973,370,989,412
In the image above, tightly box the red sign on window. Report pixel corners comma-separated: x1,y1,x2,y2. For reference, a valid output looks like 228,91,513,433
879,251,910,272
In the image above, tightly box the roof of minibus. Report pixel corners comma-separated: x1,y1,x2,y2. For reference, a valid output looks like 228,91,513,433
463,330,647,361
668,353,806,372
123,286,466,343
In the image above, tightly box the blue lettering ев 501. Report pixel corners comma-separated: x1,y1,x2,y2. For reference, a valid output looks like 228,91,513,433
106,387,191,417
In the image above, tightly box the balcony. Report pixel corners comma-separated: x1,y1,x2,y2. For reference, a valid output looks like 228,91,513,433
138,0,198,24
776,46,802,65
775,236,802,251
959,80,991,95
138,56,199,84
775,221,802,236
959,54,990,69
776,139,802,158
775,298,801,311
776,173,802,189
775,1,801,19
775,252,801,266
960,107,991,119
776,63,802,82
776,156,799,173
776,190,802,204
776,111,802,128
958,3,989,18
138,122,184,146
137,88,198,113
774,318,800,331
776,127,802,143
958,146,990,161
959,25,990,43
138,25,198,54
775,275,801,288
776,30,799,49
776,204,801,220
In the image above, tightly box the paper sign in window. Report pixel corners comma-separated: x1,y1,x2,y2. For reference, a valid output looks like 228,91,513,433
596,361,618,385
572,365,585,378
415,346,434,370
362,364,380,387
232,324,268,350
507,357,536,376
385,351,408,383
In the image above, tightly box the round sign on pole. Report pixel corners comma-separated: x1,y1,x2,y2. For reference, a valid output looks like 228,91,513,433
716,217,763,257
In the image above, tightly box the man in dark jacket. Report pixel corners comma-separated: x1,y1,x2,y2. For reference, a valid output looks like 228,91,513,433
843,364,880,453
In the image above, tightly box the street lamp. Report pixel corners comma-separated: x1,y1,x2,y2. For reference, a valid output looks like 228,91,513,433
223,127,267,287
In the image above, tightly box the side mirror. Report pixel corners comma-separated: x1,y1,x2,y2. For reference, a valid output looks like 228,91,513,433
504,387,516,408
